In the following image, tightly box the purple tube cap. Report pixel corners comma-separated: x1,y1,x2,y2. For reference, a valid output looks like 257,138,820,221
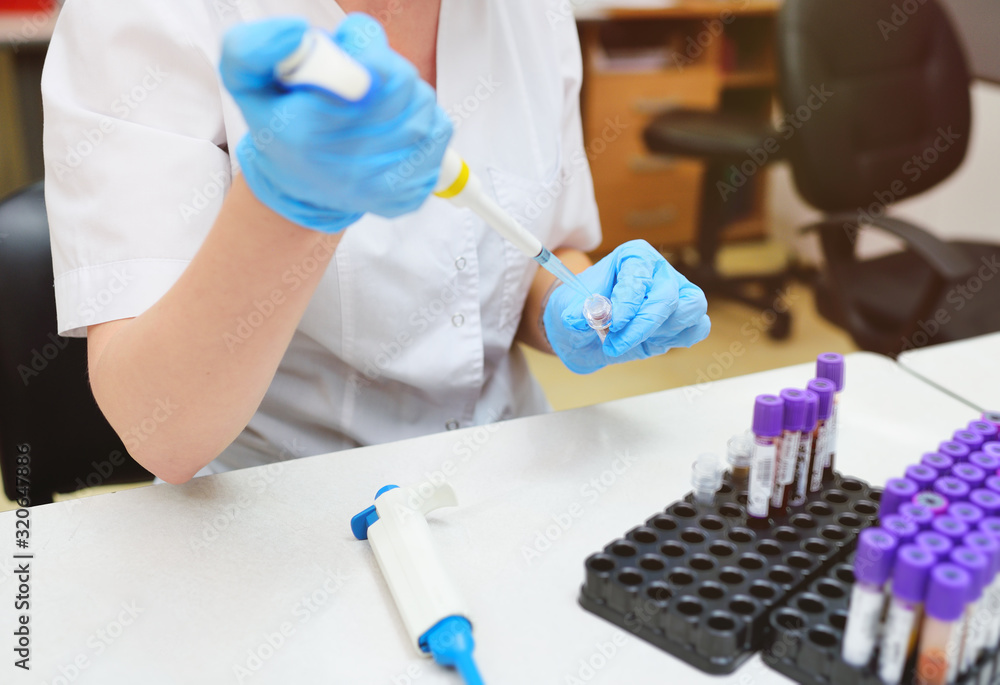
940,440,972,462
980,517,1000,540
891,544,936,603
934,476,971,501
970,452,1000,474
952,463,987,487
882,478,919,515
803,391,819,430
913,491,949,514
779,389,809,432
969,420,1000,441
881,514,919,543
905,464,939,488
922,452,954,472
932,515,970,541
806,379,835,420
948,501,985,527
950,547,988,597
984,412,1000,427
986,475,1000,497
916,530,954,559
963,531,1000,578
816,353,845,391
925,563,971,620
752,394,784,438
854,527,899,585
898,503,934,529
984,442,1000,458
954,429,985,452
970,489,1000,518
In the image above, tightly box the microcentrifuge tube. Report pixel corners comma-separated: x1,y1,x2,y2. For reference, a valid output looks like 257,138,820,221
691,453,722,506
727,432,752,485
582,294,612,342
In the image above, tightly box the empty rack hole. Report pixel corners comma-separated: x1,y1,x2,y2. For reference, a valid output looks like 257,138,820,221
698,583,725,600
699,516,725,531
618,571,643,586
869,489,883,502
804,540,832,556
797,594,825,613
756,541,782,556
840,479,863,492
719,569,746,585
681,529,706,544
690,555,715,572
728,528,754,543
775,527,799,543
854,501,877,515
806,502,833,516
588,555,615,572
769,568,795,585
707,614,736,632
677,599,703,616
774,610,805,631
749,582,777,600
821,525,847,541
791,514,817,530
611,542,638,557
737,493,748,505
630,528,658,544
729,598,756,615
808,628,839,648
709,542,736,557
786,552,814,570
817,580,845,600
650,515,677,532
719,503,743,518
834,565,856,584
661,542,687,558
829,612,848,631
639,556,665,572
669,570,694,586
738,554,765,571
646,582,672,602
837,513,862,527
672,503,697,518
824,490,848,504
719,483,734,494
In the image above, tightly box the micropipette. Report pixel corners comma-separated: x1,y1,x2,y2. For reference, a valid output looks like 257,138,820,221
275,28,592,300
351,483,484,685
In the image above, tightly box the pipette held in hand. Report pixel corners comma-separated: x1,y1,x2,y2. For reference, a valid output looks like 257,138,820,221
351,483,484,685
276,26,590,299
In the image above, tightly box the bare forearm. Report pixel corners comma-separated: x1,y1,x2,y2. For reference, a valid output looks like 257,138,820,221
516,247,592,353
88,177,341,483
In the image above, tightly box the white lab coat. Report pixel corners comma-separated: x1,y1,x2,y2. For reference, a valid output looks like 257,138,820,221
42,0,601,472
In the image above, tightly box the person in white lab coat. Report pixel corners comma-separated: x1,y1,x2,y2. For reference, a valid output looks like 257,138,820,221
41,0,710,483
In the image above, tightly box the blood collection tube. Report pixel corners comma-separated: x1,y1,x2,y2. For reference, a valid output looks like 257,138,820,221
726,432,752,486
843,528,899,667
922,452,955,473
932,516,970,545
881,514,920,544
953,429,985,454
916,531,954,560
747,394,784,522
899,503,934,530
915,563,971,685
906,464,940,492
939,440,971,464
815,352,844,477
969,451,1000,475
882,478,919,516
772,389,807,512
952,463,987,491
976,518,1000,654
790,390,819,507
947,502,985,531
878,544,936,685
949,547,989,675
934,477,970,504
806,378,835,489
969,489,1000,519
968,420,999,443
961,532,1000,660
914,492,949,515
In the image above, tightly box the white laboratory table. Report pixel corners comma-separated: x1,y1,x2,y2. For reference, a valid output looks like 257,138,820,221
897,332,1000,413
0,353,983,684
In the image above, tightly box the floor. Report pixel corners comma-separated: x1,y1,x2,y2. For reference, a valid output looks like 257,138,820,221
0,244,858,513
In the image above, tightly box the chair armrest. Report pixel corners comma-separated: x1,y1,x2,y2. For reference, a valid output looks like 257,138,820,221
801,214,976,282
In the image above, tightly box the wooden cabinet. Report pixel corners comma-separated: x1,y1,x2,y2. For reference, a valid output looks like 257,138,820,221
577,1,780,255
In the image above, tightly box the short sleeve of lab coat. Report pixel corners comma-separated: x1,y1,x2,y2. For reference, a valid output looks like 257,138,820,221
42,0,230,337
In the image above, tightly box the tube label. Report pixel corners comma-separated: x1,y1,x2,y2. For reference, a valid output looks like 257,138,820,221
748,439,776,518
791,431,811,506
810,422,829,492
772,432,800,509
842,584,885,667
878,599,918,684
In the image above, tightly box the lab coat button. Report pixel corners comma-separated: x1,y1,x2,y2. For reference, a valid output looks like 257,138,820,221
455,257,466,271
452,314,465,327
446,419,459,431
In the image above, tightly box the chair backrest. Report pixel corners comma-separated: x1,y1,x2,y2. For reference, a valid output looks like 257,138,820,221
0,183,150,505
778,0,972,212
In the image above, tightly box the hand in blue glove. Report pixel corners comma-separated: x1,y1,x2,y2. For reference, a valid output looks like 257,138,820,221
543,240,711,374
220,14,453,232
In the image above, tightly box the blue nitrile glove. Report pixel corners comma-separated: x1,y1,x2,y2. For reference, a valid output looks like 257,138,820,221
219,14,453,232
543,240,711,374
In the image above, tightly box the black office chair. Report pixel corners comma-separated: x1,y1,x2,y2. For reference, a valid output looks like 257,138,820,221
645,0,999,356
0,183,151,506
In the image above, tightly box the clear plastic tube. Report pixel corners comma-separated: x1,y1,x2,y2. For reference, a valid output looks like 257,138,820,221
691,453,722,506
582,294,612,342
727,432,752,485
